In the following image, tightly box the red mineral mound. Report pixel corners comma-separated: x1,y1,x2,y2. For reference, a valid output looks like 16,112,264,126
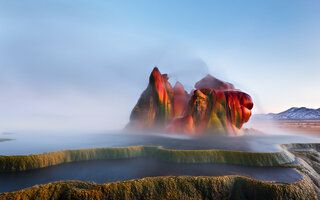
172,82,189,118
195,74,235,91
166,89,253,135
127,67,253,135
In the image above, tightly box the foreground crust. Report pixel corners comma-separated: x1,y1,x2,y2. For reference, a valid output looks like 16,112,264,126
0,175,317,200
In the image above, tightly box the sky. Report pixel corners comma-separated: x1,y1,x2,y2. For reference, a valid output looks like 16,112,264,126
0,0,320,131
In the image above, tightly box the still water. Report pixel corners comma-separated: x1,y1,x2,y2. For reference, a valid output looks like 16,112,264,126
0,157,301,193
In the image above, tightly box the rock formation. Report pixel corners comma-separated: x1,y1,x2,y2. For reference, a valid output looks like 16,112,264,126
127,67,253,135
195,74,235,91
127,67,174,130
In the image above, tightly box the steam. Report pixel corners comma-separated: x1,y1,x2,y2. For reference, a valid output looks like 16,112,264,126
0,46,211,132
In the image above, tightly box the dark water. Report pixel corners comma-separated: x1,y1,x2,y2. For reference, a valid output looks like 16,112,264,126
0,157,301,193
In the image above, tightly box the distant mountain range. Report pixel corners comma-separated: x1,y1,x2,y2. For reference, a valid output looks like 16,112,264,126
255,107,320,120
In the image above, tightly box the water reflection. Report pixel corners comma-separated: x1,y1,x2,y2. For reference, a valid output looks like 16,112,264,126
0,158,301,193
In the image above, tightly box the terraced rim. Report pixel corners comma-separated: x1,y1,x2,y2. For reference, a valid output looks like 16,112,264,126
0,143,306,172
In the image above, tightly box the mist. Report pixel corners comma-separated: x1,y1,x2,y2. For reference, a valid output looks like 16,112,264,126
0,43,210,132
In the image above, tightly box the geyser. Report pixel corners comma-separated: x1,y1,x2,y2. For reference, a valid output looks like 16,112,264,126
126,67,253,135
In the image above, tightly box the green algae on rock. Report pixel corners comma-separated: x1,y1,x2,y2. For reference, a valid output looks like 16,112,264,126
127,67,174,130
0,145,295,172
0,175,317,200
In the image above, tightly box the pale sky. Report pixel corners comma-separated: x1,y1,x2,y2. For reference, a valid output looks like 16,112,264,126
0,0,320,131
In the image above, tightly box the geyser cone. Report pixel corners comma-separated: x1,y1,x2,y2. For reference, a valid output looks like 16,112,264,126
127,67,253,135
127,67,173,130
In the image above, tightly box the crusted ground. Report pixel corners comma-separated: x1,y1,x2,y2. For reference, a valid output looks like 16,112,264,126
0,175,317,200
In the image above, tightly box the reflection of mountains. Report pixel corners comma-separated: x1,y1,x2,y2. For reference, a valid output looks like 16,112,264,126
255,107,320,120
